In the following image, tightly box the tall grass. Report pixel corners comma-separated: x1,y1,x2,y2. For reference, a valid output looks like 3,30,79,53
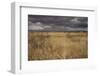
28,32,88,60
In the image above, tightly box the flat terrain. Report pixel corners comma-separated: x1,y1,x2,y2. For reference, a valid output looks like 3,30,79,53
28,32,88,61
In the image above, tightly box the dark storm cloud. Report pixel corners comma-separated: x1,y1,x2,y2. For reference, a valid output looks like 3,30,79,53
28,15,88,32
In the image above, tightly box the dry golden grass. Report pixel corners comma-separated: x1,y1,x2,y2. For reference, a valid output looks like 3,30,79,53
28,32,88,60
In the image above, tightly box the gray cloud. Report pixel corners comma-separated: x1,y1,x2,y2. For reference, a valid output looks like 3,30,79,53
28,15,88,32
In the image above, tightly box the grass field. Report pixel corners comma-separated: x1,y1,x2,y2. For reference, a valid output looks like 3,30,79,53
28,32,88,61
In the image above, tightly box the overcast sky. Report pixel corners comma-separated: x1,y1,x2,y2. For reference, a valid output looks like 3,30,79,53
28,15,88,32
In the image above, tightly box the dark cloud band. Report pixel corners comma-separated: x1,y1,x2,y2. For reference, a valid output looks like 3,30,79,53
28,15,88,32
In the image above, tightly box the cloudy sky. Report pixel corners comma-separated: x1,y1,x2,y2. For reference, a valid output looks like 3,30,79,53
28,15,88,32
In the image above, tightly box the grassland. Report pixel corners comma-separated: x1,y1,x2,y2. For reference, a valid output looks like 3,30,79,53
28,32,88,61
